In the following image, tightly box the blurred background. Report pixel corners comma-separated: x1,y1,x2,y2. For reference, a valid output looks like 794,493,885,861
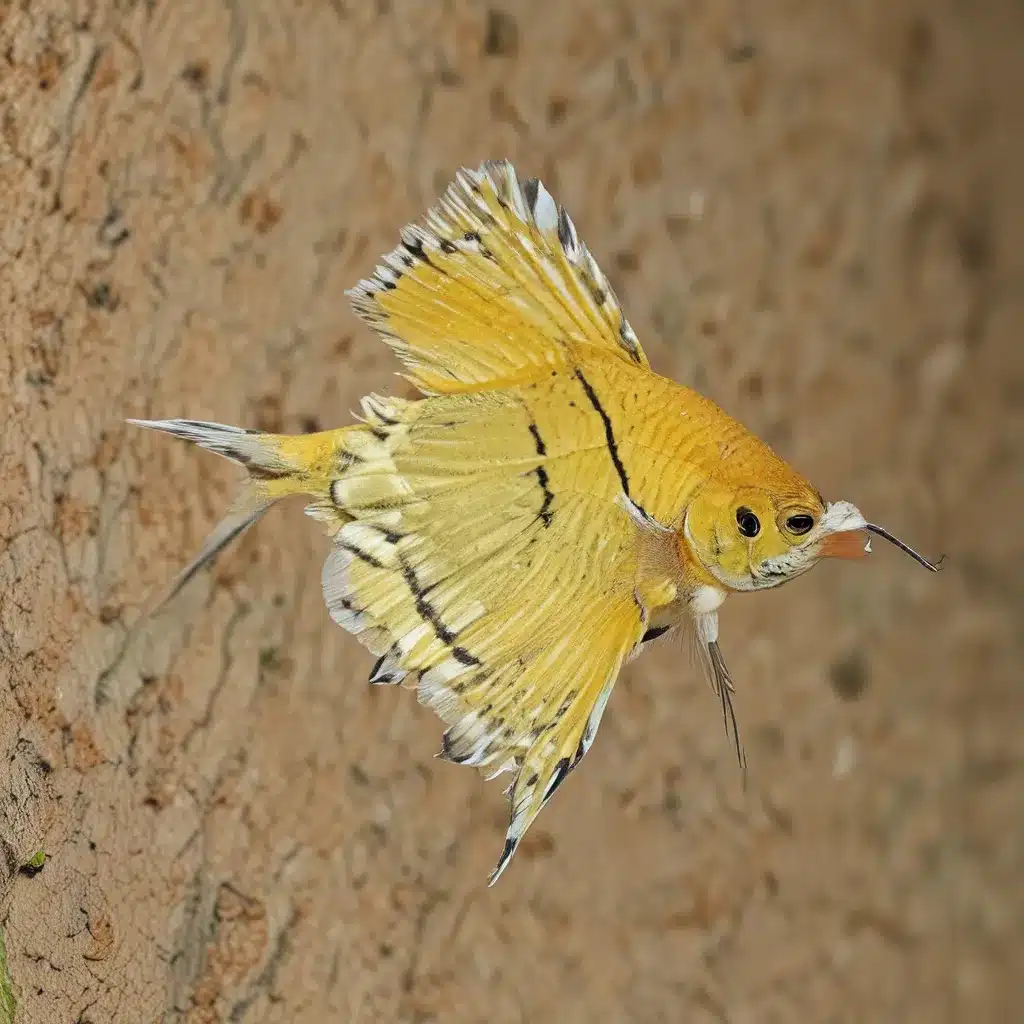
1,1,1021,1021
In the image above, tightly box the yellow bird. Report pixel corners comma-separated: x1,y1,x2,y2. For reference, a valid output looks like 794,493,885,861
130,161,940,884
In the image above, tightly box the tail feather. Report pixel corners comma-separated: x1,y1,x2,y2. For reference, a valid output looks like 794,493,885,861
127,418,295,476
163,503,269,604
129,417,335,605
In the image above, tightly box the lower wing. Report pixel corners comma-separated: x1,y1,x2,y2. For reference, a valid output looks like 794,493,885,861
320,389,647,882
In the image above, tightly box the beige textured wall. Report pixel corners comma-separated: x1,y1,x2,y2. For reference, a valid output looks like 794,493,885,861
1,2,1021,1021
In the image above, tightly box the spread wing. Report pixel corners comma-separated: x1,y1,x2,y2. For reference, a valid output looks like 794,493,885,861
320,390,648,883
347,159,649,395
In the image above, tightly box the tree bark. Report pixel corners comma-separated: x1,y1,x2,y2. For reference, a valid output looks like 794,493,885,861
1,1,1021,1020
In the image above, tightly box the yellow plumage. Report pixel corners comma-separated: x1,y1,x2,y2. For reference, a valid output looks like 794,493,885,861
131,160,939,884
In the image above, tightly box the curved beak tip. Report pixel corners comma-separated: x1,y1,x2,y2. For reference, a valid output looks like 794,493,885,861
819,503,943,572
864,522,944,572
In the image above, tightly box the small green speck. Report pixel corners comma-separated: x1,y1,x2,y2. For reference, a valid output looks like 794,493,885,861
18,850,44,879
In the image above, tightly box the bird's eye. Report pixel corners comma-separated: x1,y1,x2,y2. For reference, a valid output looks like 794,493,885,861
786,514,815,535
736,507,760,538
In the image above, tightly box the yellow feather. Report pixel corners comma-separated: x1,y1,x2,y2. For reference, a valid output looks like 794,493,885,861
346,161,649,394
136,160,909,883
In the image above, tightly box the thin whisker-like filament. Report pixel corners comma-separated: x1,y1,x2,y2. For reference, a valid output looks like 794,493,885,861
865,524,945,572
708,640,747,785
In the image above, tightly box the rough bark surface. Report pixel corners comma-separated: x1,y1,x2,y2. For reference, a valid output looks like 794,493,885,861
1,1,1021,1021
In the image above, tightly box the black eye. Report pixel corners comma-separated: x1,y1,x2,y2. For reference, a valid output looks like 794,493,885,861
786,514,814,535
736,507,760,538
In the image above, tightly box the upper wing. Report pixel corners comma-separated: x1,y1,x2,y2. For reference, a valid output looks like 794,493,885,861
347,160,649,395
320,390,648,882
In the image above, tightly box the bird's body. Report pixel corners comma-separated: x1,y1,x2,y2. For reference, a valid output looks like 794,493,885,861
131,161,938,883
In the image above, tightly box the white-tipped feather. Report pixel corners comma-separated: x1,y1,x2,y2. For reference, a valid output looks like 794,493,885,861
344,159,649,395
127,418,286,472
128,417,296,605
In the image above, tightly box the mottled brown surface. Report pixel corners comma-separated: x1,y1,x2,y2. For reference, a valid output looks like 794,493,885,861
1,1,1021,1021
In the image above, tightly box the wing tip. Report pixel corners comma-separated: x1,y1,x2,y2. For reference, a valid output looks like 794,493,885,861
487,835,519,887
346,157,649,378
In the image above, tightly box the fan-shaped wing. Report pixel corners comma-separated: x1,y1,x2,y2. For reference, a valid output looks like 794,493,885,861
347,160,649,395
321,389,648,881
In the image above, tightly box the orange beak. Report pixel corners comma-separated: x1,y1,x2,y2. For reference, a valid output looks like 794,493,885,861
820,530,870,561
